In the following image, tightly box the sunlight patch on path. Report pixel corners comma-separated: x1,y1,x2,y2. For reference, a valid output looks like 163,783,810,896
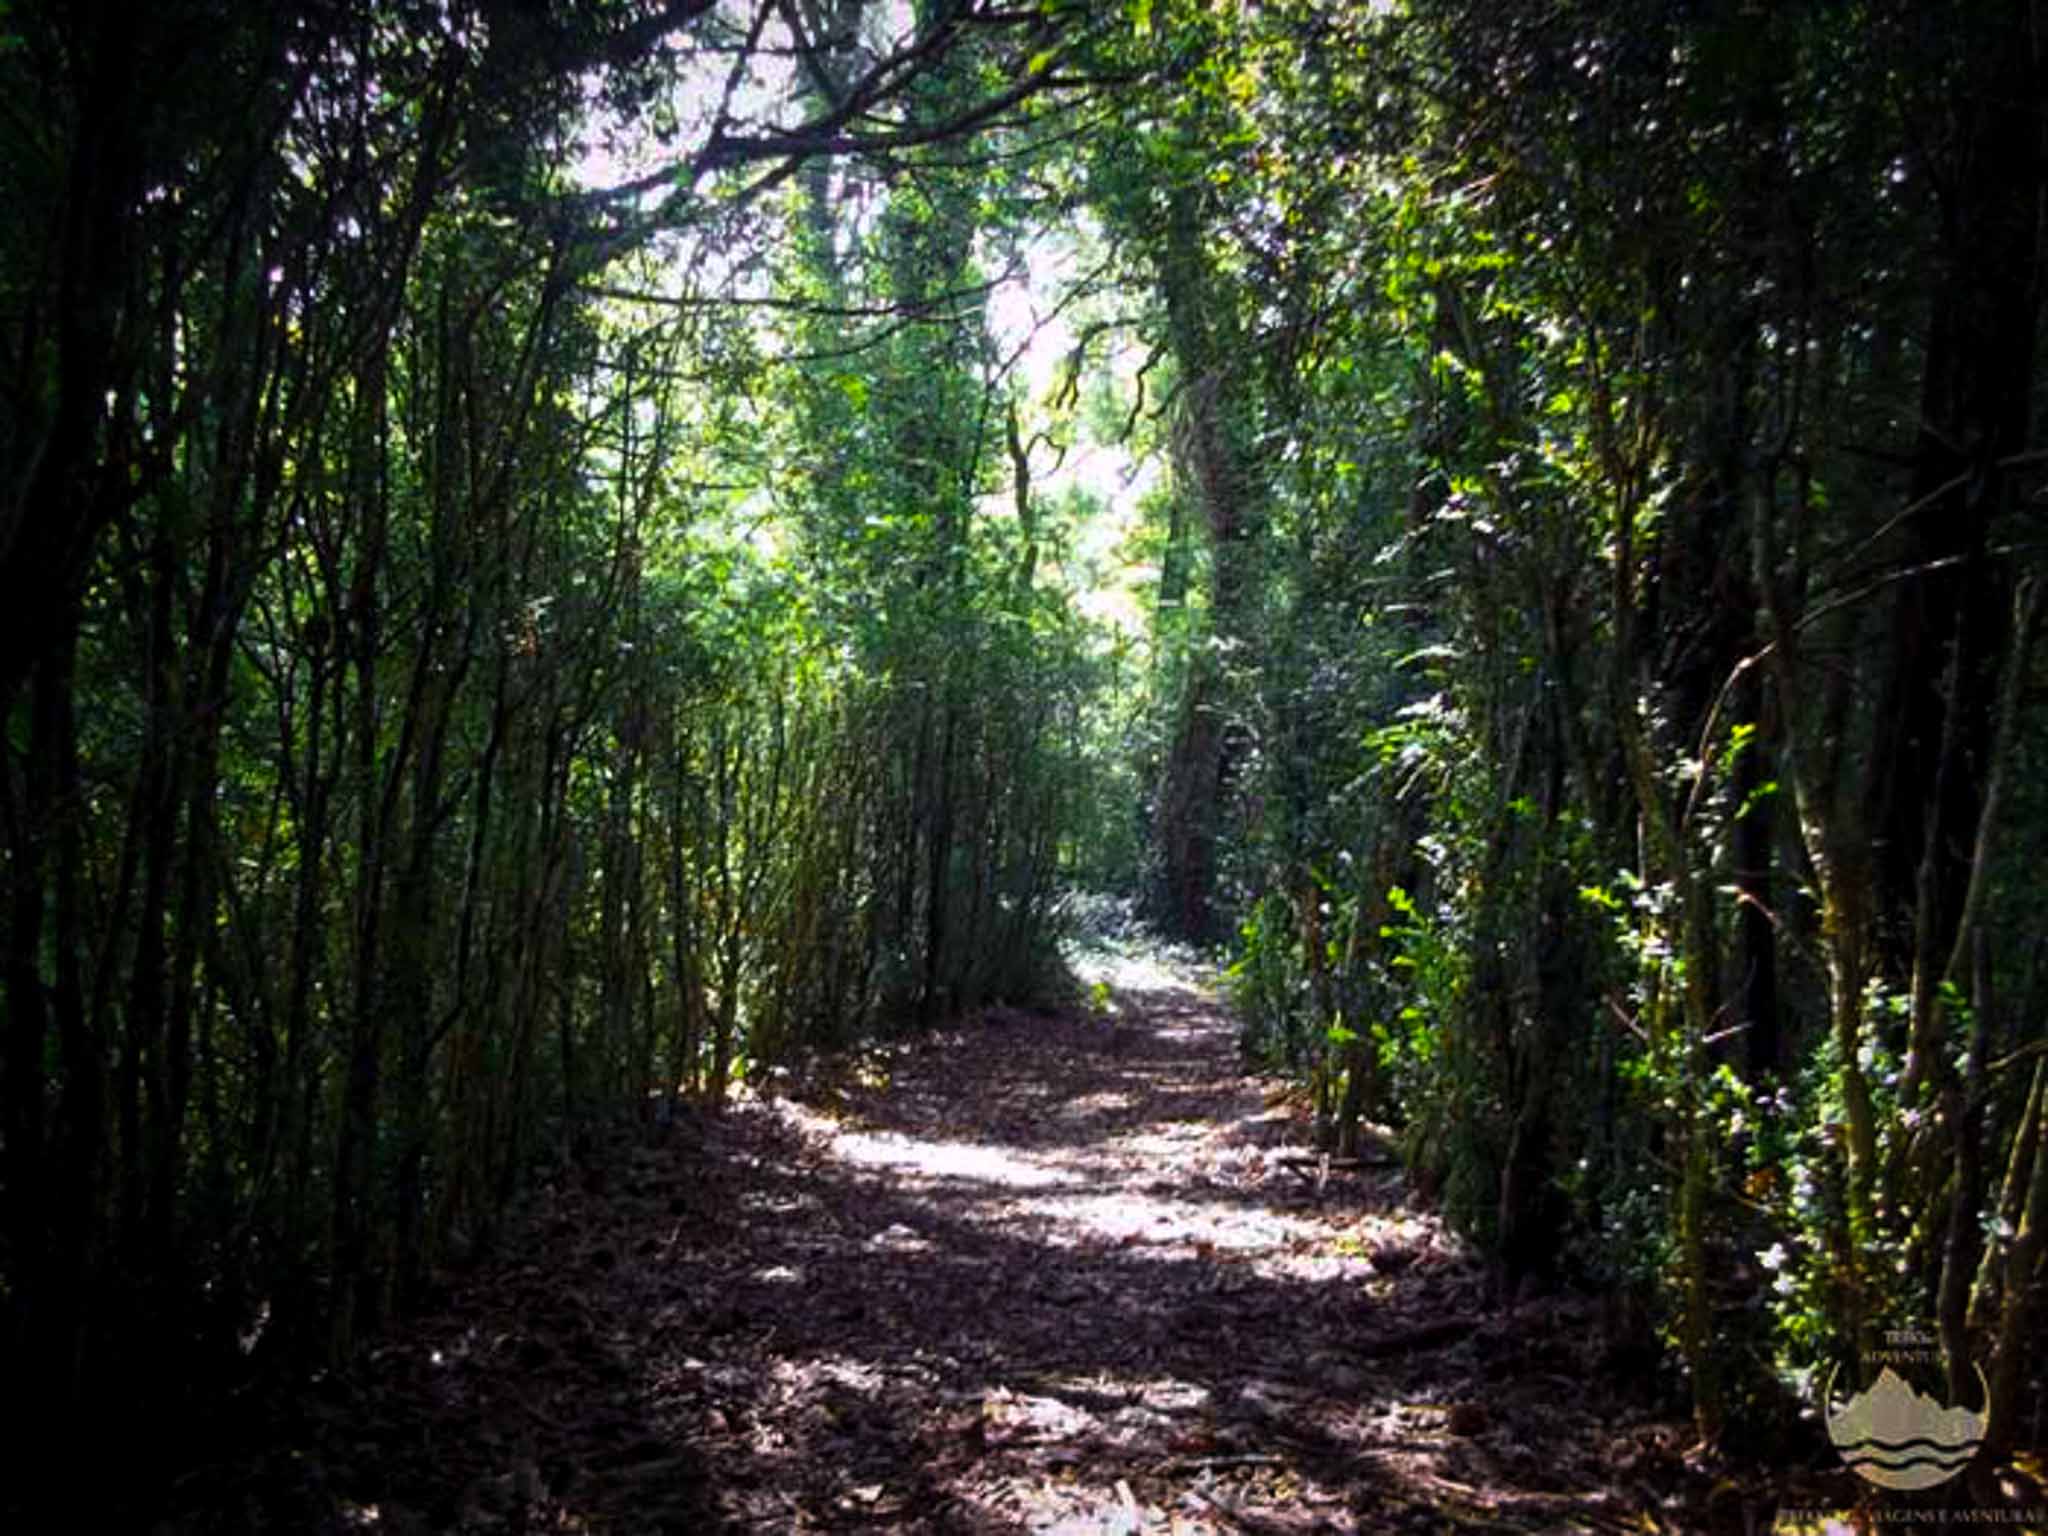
1067,942,1217,997
1058,1090,1136,1118
770,1098,1081,1190
765,1000,1405,1293
1111,1122,1217,1159
1011,1186,1341,1261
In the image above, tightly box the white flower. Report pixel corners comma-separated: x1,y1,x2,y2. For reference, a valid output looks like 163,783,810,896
1759,1242,1788,1272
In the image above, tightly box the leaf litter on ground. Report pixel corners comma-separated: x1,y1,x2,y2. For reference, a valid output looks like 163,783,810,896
160,946,1858,1534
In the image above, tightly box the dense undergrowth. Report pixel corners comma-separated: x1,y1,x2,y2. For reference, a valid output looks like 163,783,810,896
4,0,2046,1507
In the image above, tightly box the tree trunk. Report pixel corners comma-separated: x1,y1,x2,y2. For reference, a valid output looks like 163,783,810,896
1864,2,2045,981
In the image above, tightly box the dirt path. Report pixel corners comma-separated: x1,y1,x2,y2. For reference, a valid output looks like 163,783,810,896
180,954,1718,1534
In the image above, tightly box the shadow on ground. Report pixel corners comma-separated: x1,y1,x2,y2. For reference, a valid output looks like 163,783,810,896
161,954,1958,1534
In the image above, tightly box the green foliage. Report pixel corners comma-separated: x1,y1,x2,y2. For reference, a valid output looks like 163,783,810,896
0,0,1128,1476
5,0,2047,1499
1227,890,1310,1065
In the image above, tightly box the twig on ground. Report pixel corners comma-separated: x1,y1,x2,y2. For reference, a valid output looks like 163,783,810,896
1159,1452,1286,1474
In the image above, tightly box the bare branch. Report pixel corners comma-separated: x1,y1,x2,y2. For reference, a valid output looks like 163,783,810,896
580,262,1020,320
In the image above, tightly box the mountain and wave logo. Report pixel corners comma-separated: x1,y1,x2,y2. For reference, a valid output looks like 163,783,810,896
1823,1363,1989,1490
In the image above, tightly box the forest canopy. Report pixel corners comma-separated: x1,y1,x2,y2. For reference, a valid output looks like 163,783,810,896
2,0,2045,1508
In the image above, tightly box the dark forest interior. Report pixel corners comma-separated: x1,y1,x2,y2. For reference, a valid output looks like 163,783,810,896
2,1,2046,1529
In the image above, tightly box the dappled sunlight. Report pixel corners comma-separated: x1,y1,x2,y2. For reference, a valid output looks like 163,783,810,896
833,1132,1081,1190
49,0,2038,1529
764,990,1439,1300
775,1352,890,1396
981,1383,1099,1443
1058,1088,1136,1118
1067,942,1216,997
1139,1015,1218,1045
685,983,1590,1530
864,1221,934,1254
267,969,1677,1535
1110,1121,1216,1159
771,1096,1083,1190
1218,1105,1313,1151
1010,1185,1336,1258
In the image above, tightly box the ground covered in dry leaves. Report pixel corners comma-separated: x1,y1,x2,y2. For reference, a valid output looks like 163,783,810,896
160,949,2024,1534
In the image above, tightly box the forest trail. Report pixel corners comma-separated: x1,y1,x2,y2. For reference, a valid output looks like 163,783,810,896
186,954,1710,1535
